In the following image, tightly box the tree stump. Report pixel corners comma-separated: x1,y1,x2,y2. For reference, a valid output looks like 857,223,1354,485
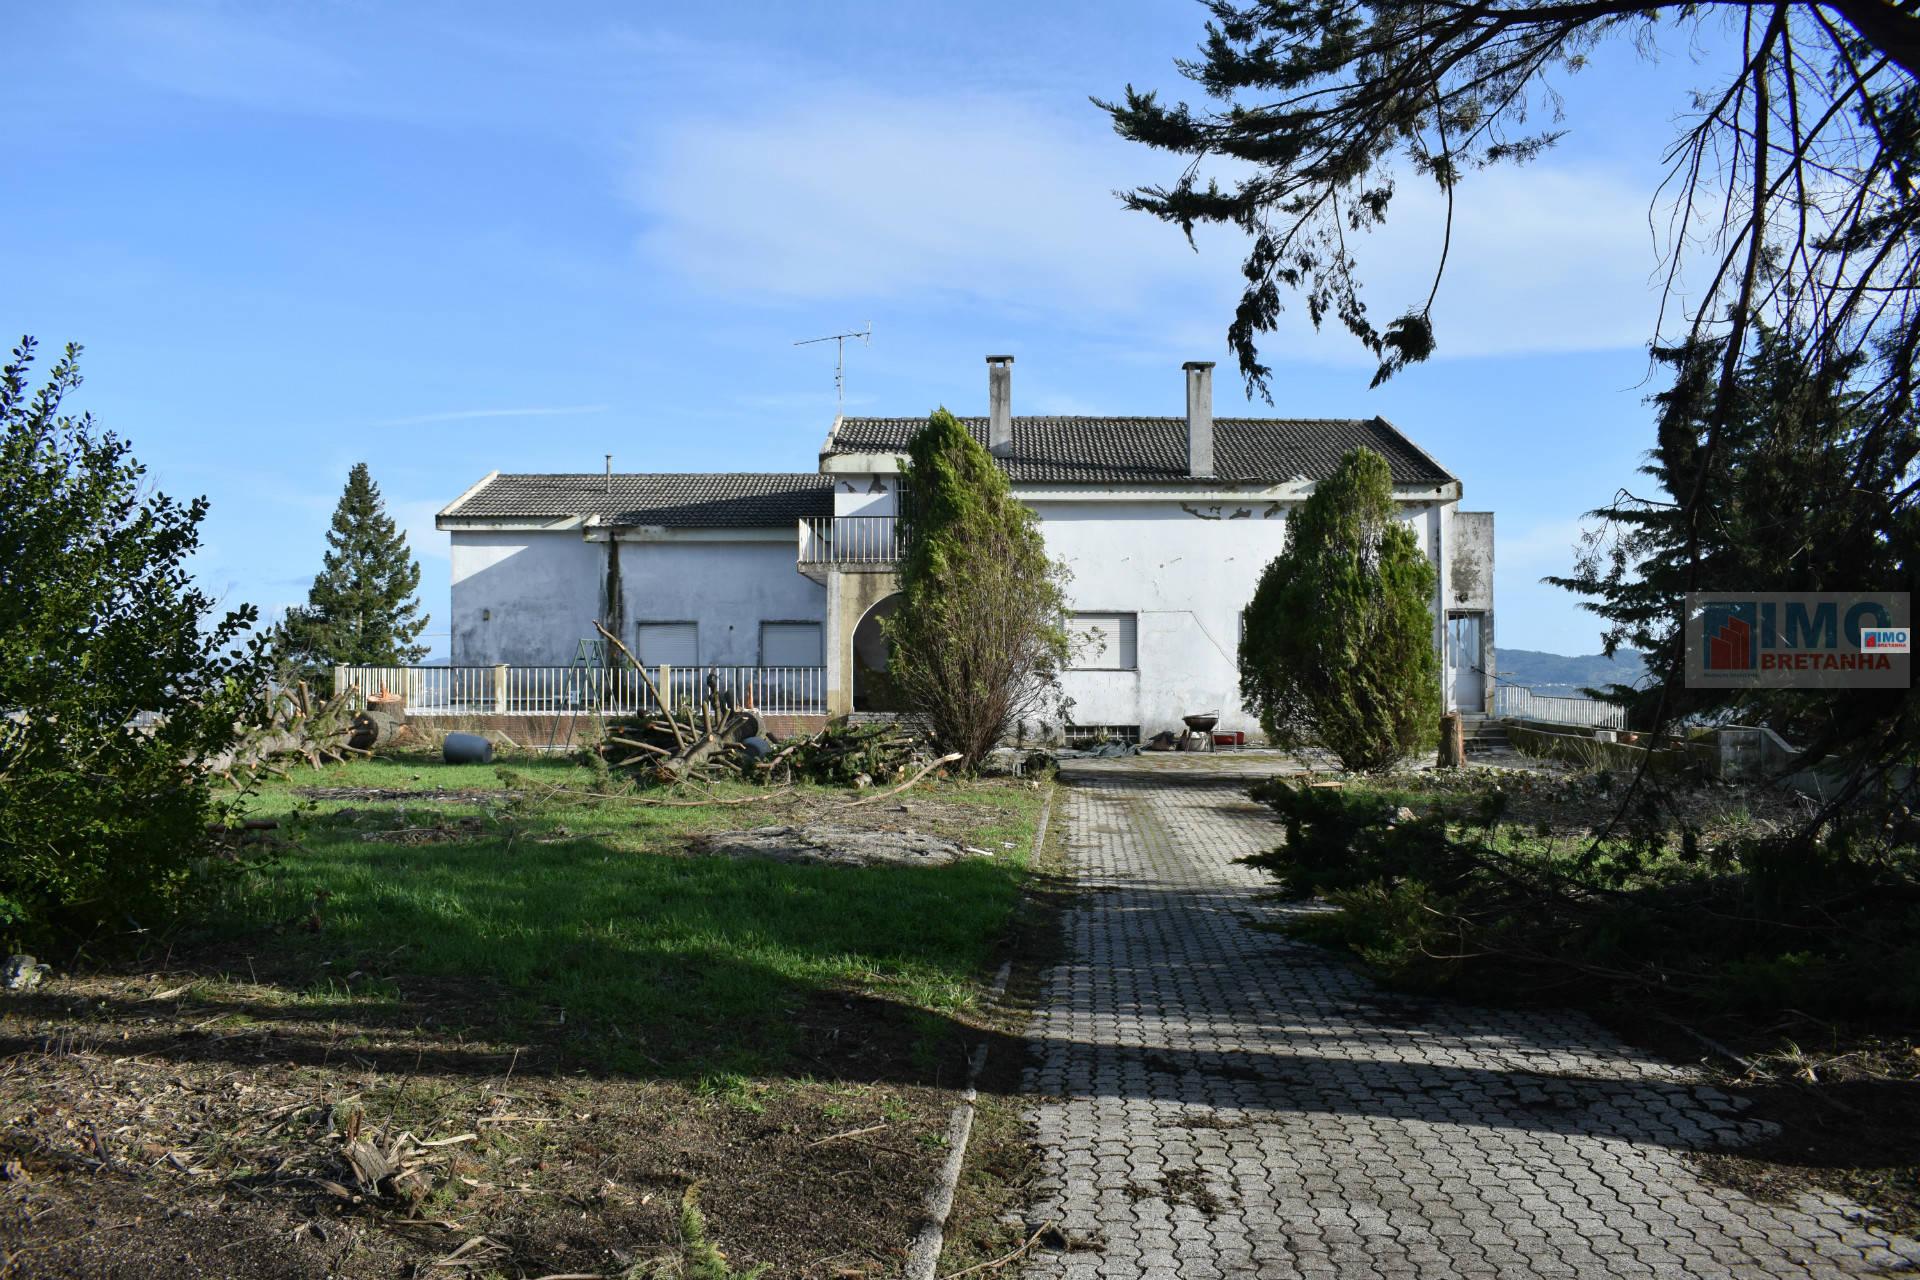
1437,711,1465,769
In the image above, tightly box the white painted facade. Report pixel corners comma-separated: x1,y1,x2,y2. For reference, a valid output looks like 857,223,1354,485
1025,489,1460,736
443,489,1484,740
440,360,1494,740
448,525,827,669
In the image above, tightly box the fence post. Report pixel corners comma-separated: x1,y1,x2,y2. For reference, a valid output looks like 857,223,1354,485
494,664,509,714
333,665,347,699
659,665,672,713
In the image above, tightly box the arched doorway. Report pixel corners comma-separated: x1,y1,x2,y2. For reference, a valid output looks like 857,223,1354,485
852,593,903,712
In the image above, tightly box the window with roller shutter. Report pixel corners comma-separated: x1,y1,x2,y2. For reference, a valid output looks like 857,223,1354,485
1067,613,1138,670
760,621,824,667
635,622,698,666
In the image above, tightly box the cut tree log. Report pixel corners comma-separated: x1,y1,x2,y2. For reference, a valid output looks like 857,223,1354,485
205,687,386,777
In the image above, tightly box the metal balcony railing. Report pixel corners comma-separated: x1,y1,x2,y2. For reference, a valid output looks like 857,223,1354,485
797,516,906,567
1493,684,1628,729
334,664,828,717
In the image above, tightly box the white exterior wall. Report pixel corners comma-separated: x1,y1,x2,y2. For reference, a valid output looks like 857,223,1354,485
449,531,604,666
611,536,826,666
1031,495,1455,738
445,478,1481,734
449,529,824,667
832,474,903,518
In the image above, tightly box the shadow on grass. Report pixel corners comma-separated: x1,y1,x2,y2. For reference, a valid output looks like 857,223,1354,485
16,965,1919,1168
12,804,1037,1083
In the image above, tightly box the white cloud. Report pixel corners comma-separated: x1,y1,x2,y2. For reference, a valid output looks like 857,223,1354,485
632,92,1203,312
1371,168,1665,356
83,4,366,112
633,90,1668,361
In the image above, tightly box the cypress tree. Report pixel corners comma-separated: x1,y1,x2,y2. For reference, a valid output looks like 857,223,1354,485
1239,446,1440,771
278,462,428,677
883,408,1070,768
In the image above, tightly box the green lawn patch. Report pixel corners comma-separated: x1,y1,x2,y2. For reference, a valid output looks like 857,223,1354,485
219,755,1048,1077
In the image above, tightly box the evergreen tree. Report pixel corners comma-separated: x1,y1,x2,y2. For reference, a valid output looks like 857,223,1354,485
1549,331,1920,766
1101,3,1916,398
1239,446,1440,772
0,338,270,945
883,409,1071,769
279,462,427,677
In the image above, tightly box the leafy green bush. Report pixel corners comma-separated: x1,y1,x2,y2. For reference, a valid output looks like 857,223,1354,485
0,339,269,947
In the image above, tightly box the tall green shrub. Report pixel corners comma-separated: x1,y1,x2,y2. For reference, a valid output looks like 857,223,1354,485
883,408,1070,768
0,339,269,946
1239,446,1440,771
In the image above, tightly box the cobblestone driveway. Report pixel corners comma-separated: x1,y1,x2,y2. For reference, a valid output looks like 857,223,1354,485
1020,759,1920,1278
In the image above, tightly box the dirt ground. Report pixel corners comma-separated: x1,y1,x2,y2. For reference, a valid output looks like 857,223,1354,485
0,769,1061,1280
1607,1012,1920,1242
0,966,976,1279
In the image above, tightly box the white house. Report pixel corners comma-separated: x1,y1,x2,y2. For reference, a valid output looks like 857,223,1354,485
434,357,1494,741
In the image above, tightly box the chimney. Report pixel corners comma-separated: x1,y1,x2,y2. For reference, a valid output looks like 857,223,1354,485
604,453,612,494
1183,360,1215,478
986,354,1014,455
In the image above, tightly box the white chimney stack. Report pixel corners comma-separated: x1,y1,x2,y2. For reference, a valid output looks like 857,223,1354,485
1184,360,1215,478
987,354,1014,456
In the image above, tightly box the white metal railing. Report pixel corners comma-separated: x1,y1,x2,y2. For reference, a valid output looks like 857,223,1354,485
1494,684,1628,729
334,664,827,717
798,516,906,566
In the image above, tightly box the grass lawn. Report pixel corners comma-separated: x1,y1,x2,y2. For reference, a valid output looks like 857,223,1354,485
225,754,1047,1078
0,749,1059,1279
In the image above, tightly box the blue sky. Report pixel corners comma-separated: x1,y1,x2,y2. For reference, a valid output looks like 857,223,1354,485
3,2,1742,656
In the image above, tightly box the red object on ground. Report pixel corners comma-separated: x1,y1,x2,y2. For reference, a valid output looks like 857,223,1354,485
1212,731,1245,748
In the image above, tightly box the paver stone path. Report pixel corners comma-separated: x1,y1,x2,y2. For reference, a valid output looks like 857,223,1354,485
1019,758,1920,1278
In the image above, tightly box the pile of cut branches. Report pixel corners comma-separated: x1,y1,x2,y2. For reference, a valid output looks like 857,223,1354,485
1245,777,1920,1027
598,712,930,790
591,621,933,789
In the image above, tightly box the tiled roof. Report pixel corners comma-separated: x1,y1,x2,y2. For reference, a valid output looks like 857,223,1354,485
442,472,833,526
824,416,1455,485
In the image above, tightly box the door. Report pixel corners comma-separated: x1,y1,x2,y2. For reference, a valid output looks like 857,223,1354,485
1447,614,1485,712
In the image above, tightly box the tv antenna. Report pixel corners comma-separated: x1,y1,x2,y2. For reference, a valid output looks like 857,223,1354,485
794,324,871,415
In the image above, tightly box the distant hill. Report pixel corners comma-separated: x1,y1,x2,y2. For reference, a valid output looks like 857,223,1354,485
1494,647,1647,695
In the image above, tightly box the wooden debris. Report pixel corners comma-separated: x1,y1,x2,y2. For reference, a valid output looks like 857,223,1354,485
206,683,400,778
590,618,940,789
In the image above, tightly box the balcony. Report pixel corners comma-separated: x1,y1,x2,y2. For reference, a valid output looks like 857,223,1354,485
797,516,906,577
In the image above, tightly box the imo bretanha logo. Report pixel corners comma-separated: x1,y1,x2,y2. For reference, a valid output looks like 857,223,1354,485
1686,593,1909,689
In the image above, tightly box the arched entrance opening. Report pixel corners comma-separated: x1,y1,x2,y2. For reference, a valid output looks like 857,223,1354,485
852,593,903,712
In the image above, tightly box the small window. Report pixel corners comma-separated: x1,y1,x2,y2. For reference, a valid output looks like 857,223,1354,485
636,622,698,666
760,621,823,667
1068,612,1138,670
1064,724,1141,749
